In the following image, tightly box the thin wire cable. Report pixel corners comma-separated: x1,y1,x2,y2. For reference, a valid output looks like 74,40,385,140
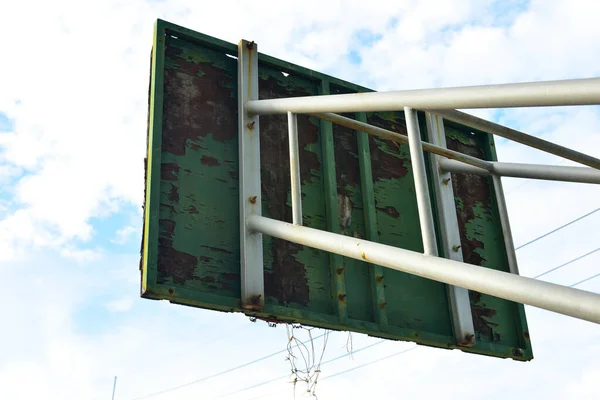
219,243,600,400
533,247,600,279
131,332,325,400
570,272,600,288
515,207,599,250
248,346,418,400
212,340,386,399
134,207,599,400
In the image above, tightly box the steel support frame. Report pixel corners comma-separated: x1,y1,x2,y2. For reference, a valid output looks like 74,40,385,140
238,40,264,311
439,159,600,184
287,112,303,225
424,112,476,346
238,40,600,325
246,77,600,115
248,215,600,324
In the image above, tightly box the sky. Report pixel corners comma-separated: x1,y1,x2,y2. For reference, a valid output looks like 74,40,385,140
1,0,599,399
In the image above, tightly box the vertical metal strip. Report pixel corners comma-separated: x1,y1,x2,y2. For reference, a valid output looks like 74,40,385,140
424,112,476,347
287,112,303,225
238,40,264,311
492,175,520,275
356,112,388,330
405,107,438,255
142,20,166,293
486,133,529,353
319,80,348,323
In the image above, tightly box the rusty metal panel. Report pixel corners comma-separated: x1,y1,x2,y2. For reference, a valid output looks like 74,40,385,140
141,19,532,361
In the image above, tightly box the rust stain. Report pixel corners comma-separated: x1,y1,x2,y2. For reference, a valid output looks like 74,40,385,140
201,245,233,255
157,239,198,285
447,134,489,268
222,272,239,280
162,44,236,157
189,142,204,151
201,155,221,166
259,76,316,307
470,291,499,338
332,117,360,197
159,219,176,237
376,206,400,219
169,184,179,202
367,114,409,180
157,218,199,285
228,170,239,180
161,163,180,181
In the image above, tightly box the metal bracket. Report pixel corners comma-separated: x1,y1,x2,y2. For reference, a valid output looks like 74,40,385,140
425,112,476,347
238,39,264,311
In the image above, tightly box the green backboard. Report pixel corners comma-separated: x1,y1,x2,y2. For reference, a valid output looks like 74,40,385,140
141,19,532,361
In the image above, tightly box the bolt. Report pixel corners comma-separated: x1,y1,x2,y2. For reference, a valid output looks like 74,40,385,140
443,178,451,185
338,293,347,301
251,294,262,305
246,40,255,50
452,245,461,252
512,348,524,357
249,195,257,204
336,266,344,276
375,274,384,283
247,121,255,130
378,301,387,309
168,288,174,295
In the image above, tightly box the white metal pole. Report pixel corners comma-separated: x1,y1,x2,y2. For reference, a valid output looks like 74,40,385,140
439,159,600,184
238,40,264,310
287,112,303,225
247,215,600,324
112,376,117,400
405,107,437,255
492,175,520,275
431,109,600,170
313,112,492,171
425,112,476,346
246,78,600,115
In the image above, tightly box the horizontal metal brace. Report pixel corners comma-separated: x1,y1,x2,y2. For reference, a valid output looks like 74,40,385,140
246,78,600,115
312,112,492,171
247,215,600,324
440,159,600,184
431,109,600,170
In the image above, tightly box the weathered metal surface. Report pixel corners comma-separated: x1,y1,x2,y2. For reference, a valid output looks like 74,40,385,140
141,19,532,361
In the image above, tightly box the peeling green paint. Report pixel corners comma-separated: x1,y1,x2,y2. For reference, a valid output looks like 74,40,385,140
141,19,532,362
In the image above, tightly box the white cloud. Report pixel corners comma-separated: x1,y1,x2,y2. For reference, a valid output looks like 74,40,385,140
111,225,139,245
0,1,599,400
105,297,135,312
60,247,103,263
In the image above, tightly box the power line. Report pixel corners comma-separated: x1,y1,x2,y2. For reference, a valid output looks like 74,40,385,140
131,332,325,400
515,207,599,250
570,272,600,288
132,207,599,400
217,244,600,400
534,247,600,279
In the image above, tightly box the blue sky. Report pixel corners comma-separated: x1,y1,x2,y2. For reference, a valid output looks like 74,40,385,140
1,0,599,399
